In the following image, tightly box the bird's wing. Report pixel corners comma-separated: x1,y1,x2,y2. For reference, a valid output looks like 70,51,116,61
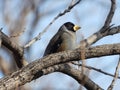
43,28,63,56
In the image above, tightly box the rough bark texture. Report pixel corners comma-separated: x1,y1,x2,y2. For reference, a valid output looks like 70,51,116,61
0,43,119,90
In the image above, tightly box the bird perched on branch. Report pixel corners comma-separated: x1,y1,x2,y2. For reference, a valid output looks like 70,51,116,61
44,22,81,56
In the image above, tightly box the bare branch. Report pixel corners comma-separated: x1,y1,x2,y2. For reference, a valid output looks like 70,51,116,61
0,43,120,89
107,25,120,35
59,64,103,90
0,30,28,68
33,64,103,90
79,0,116,47
79,25,120,47
24,0,81,48
107,56,120,90
72,62,120,79
100,0,116,33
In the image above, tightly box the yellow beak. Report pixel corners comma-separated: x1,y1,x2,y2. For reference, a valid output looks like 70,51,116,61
73,25,81,31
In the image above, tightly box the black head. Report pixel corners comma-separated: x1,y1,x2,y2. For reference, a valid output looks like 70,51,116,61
64,22,75,32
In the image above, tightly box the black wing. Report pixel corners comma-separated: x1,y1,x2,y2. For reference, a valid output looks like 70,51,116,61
43,28,63,56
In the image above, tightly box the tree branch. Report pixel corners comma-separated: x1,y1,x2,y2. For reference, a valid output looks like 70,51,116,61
79,0,116,47
79,25,120,47
107,56,120,90
59,64,103,90
33,64,103,90
100,0,116,33
107,25,120,35
0,43,120,89
72,62,120,79
0,0,118,89
0,30,27,68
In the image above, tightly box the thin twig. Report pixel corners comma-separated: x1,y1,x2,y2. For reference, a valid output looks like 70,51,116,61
107,56,120,90
24,0,81,48
100,0,116,33
72,62,120,79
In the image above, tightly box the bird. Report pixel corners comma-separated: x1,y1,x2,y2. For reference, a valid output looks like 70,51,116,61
43,22,81,56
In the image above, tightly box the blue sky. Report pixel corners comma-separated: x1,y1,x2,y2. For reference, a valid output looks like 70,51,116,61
0,0,120,90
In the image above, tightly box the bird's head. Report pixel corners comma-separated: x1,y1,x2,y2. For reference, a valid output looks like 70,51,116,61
63,22,81,32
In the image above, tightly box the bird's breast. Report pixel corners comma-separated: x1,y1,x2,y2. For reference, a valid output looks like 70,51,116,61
64,37,76,50
58,32,76,51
